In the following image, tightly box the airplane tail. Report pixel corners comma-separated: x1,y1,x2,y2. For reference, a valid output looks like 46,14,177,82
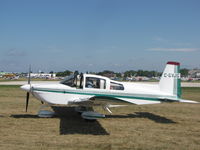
159,61,182,98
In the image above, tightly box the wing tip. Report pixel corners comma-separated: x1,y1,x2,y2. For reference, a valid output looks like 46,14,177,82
179,99,199,104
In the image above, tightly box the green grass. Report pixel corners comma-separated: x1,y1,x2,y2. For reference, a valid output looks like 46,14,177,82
0,86,200,150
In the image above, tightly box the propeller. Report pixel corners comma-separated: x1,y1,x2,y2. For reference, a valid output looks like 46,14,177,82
25,65,31,112
25,92,30,112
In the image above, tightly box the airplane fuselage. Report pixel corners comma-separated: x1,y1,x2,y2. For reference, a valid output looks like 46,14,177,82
25,80,175,105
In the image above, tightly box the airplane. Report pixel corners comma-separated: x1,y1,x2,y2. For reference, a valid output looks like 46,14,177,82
21,61,199,120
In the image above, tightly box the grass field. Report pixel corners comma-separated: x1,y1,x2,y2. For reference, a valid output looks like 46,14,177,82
0,85,199,150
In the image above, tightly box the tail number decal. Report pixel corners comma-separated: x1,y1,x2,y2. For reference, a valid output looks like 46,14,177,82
163,73,180,78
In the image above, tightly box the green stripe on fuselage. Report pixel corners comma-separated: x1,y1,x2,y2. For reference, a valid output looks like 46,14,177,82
177,65,182,98
32,88,164,102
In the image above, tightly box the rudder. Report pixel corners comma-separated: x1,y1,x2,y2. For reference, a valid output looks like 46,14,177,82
159,61,182,98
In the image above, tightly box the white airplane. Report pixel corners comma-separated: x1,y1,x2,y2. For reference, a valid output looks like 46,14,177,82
21,62,199,120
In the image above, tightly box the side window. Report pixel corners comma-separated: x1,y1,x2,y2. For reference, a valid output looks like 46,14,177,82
110,82,124,90
85,77,106,89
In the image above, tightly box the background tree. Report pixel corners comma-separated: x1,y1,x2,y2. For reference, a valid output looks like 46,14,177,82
56,70,72,77
124,70,136,78
97,70,114,76
180,68,189,77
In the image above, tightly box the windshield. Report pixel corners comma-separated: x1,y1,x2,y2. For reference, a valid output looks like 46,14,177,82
60,73,83,88
60,74,76,87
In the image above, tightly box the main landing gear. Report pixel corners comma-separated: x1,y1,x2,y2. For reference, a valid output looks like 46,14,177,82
75,106,112,121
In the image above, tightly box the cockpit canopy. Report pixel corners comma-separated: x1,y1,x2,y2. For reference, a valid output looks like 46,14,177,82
60,73,124,90
60,73,83,88
60,74,76,87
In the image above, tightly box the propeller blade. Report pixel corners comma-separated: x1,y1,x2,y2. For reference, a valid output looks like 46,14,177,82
25,65,31,112
25,92,29,112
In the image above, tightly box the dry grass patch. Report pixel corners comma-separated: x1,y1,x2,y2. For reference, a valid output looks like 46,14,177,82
0,86,200,150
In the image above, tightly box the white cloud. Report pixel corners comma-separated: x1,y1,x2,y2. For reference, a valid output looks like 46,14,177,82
152,36,192,46
173,42,192,46
88,63,94,67
152,36,168,42
46,46,64,53
5,48,27,56
147,48,199,52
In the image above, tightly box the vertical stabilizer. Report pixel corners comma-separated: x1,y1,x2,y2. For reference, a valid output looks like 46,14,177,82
159,62,181,98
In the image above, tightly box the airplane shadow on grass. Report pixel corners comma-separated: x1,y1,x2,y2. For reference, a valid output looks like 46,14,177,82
106,112,176,124
11,114,39,118
51,106,109,135
11,108,176,135
11,106,109,135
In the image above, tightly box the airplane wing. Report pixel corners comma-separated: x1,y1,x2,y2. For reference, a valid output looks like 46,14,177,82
67,96,198,115
114,97,199,105
68,96,198,106
114,97,161,105
159,97,199,104
68,97,94,105
178,99,199,103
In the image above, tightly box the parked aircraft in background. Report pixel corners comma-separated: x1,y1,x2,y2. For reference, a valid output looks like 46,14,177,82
21,62,199,120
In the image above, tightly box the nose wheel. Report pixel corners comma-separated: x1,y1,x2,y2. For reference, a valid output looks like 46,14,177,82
37,104,55,118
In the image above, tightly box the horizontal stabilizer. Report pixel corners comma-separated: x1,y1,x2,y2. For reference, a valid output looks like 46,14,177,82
115,97,161,105
159,97,199,104
178,99,199,104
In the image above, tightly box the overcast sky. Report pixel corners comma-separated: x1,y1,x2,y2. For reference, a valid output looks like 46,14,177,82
0,0,200,73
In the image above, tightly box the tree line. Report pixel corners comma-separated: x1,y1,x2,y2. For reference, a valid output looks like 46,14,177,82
55,68,189,77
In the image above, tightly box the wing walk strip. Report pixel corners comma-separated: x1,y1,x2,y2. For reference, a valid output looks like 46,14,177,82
32,88,171,102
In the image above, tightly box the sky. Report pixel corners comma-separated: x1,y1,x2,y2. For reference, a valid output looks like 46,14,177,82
0,0,200,73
